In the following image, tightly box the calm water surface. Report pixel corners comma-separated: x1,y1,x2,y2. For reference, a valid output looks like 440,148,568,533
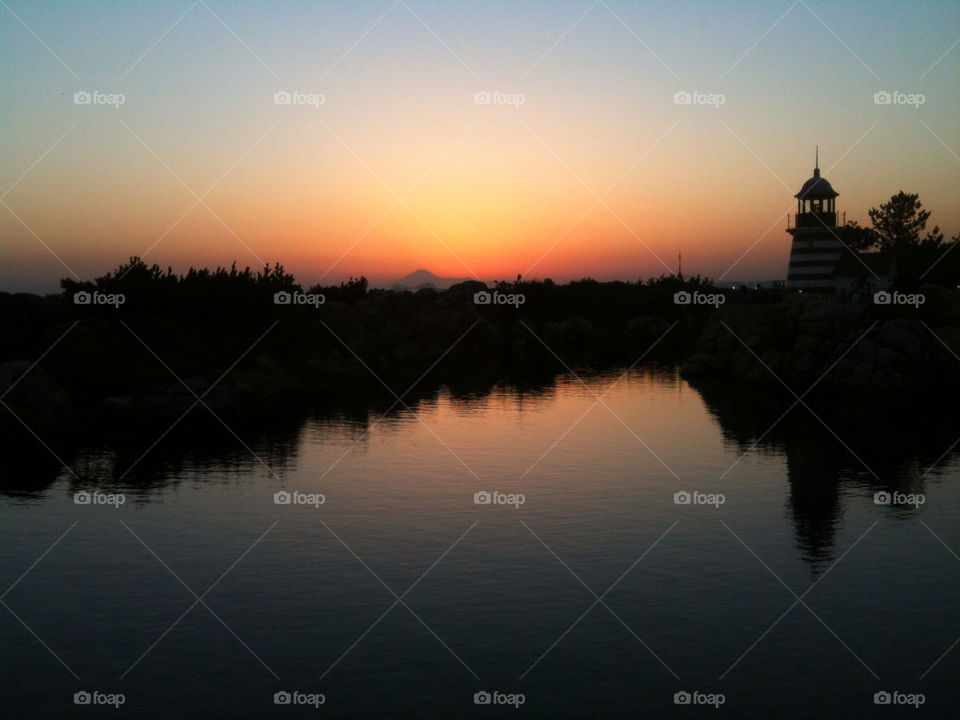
2,367,959,718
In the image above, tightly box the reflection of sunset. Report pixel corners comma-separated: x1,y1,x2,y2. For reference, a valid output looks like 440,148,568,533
297,369,719,505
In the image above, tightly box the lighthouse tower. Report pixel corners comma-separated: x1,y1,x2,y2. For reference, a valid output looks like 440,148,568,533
786,153,842,292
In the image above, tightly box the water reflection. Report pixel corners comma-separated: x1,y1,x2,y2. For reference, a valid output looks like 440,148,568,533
5,367,959,584
689,378,959,574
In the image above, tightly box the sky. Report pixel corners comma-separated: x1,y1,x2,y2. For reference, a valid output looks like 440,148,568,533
1,0,958,292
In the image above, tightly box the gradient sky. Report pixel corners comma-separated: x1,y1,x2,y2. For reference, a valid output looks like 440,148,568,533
2,0,958,292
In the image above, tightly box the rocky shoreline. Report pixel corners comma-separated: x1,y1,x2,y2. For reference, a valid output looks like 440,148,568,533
680,292,960,391
3,283,959,446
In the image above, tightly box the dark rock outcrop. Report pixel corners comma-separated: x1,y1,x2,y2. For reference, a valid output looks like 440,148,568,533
0,360,76,433
681,295,960,391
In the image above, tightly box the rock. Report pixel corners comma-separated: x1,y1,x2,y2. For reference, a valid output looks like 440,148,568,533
874,321,923,358
793,333,819,355
0,360,74,432
164,376,206,396
856,341,877,364
253,356,280,373
682,297,959,390
103,396,133,410
851,361,874,382
875,346,903,373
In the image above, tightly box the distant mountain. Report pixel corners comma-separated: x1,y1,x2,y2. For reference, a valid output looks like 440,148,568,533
385,269,474,291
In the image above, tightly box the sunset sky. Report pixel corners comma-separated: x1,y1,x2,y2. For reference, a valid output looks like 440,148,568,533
2,0,958,292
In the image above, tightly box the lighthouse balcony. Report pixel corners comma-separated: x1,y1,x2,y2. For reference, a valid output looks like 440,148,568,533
787,211,841,229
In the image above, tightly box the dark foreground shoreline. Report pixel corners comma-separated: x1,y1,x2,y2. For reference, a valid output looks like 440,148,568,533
2,278,959,454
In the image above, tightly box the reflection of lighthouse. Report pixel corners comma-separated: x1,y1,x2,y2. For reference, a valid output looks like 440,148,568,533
785,150,842,292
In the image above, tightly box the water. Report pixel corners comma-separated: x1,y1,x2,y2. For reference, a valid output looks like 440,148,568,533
2,367,958,718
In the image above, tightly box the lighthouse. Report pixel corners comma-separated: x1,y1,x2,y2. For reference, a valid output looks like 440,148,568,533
786,152,842,292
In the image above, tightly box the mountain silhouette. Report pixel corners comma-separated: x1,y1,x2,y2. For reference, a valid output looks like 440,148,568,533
386,269,473,290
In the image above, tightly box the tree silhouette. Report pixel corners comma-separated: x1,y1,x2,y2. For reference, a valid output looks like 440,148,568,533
868,191,932,255
858,191,959,285
838,220,877,252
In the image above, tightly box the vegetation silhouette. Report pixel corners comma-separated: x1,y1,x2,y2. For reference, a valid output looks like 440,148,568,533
1,259,729,450
839,190,960,285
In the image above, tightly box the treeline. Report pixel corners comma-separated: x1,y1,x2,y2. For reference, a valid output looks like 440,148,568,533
0,259,738,410
840,191,960,286
54,256,739,330
59,257,371,313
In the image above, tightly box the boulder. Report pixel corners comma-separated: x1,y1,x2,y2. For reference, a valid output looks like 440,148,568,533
0,360,75,432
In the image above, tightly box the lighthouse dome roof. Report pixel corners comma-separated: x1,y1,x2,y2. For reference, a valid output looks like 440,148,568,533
795,167,838,199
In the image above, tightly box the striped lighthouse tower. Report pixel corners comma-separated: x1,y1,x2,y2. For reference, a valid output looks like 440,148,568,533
786,150,842,292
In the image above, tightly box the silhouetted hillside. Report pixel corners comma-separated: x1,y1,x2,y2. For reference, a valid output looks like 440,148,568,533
386,269,472,290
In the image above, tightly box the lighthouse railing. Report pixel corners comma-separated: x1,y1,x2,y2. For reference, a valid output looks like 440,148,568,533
787,210,844,229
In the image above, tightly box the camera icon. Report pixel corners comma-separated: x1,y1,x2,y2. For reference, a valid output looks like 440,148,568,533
873,691,891,705
74,491,92,505
274,91,292,105
674,491,691,505
873,291,891,305
274,690,292,705
274,491,292,505
74,291,91,305
673,690,691,705
274,291,291,305
474,491,491,505
673,291,691,305
474,691,491,704
73,91,91,105
474,291,491,305
873,491,891,505
74,691,92,704
474,91,491,105
673,91,691,105
873,91,891,105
